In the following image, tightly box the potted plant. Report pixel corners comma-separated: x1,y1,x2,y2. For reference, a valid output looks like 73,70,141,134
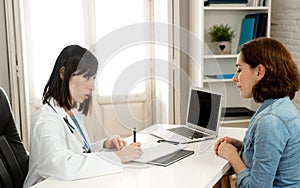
208,24,235,54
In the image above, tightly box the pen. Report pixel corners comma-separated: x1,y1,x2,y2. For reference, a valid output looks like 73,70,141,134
133,128,136,143
157,139,179,145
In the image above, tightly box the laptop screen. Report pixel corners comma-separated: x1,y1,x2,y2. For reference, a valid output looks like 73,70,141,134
187,88,221,132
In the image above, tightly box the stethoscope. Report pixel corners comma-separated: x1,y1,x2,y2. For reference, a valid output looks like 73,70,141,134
63,116,75,133
47,101,90,153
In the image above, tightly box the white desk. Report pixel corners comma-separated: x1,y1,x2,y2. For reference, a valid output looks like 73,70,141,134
32,126,246,188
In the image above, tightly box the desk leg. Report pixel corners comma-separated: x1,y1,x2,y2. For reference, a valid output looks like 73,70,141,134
212,175,231,188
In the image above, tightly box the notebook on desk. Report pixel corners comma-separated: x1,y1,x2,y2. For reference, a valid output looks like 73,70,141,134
151,87,222,144
148,149,194,167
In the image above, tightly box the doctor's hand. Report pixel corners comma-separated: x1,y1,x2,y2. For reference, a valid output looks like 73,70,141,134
104,137,127,150
115,142,143,163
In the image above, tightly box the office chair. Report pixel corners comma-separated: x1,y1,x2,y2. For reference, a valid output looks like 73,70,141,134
0,87,29,188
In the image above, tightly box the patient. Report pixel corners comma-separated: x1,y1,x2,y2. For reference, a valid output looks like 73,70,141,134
214,37,300,187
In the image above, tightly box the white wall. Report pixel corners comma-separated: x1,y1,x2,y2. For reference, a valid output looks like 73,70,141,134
271,0,300,63
271,0,300,109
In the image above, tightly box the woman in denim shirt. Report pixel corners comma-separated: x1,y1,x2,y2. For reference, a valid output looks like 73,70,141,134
214,37,300,187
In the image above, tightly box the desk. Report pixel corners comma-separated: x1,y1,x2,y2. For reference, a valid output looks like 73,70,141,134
32,126,246,188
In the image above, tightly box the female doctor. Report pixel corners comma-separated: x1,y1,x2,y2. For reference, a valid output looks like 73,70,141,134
24,45,143,187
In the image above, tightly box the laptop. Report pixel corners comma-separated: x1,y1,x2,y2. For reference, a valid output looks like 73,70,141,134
151,87,222,144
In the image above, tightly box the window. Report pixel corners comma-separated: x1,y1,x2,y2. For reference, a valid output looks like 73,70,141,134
94,0,149,96
25,0,85,100
19,0,172,143
23,0,151,106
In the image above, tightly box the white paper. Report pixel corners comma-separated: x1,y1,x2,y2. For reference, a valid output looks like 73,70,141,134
134,143,185,163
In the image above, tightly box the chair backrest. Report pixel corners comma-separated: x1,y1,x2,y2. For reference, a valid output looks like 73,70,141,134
0,87,29,188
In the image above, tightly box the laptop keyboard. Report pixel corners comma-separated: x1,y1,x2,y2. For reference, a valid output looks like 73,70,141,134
168,127,209,139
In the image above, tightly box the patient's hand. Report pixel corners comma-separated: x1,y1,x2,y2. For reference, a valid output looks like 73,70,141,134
214,136,242,155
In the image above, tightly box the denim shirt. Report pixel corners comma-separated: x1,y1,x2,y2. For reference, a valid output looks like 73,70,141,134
236,97,300,188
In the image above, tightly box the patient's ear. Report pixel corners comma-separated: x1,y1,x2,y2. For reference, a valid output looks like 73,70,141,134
256,64,265,81
59,67,65,80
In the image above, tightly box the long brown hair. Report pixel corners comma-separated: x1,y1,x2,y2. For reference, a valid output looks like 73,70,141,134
240,37,300,103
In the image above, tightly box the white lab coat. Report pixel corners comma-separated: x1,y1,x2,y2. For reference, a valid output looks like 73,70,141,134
23,99,123,188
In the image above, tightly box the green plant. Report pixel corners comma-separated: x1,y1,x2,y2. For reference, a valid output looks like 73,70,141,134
208,24,235,42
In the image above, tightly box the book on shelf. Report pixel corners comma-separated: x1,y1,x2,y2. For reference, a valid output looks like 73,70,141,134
206,74,235,79
237,17,255,53
245,13,268,38
205,0,248,6
237,13,268,52
207,0,248,3
251,0,266,6
208,3,247,7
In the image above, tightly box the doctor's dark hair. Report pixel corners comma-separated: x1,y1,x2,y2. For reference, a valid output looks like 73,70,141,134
42,45,98,115
240,37,300,103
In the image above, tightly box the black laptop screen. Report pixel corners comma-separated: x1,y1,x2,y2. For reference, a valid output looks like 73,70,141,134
187,89,221,131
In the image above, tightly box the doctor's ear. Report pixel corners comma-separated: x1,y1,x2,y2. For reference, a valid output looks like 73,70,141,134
59,67,65,80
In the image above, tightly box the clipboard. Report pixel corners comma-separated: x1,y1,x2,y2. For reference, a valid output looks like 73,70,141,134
148,149,194,167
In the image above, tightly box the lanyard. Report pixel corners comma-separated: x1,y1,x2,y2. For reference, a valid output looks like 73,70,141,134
70,115,90,153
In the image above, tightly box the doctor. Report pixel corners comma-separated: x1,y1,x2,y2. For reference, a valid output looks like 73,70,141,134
24,45,143,188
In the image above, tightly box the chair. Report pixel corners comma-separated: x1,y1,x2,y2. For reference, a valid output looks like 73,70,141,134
0,87,29,188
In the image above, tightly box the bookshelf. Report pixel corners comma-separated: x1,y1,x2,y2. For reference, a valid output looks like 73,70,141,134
189,0,272,126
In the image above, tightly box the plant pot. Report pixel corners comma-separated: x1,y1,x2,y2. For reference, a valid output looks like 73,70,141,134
214,41,231,55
